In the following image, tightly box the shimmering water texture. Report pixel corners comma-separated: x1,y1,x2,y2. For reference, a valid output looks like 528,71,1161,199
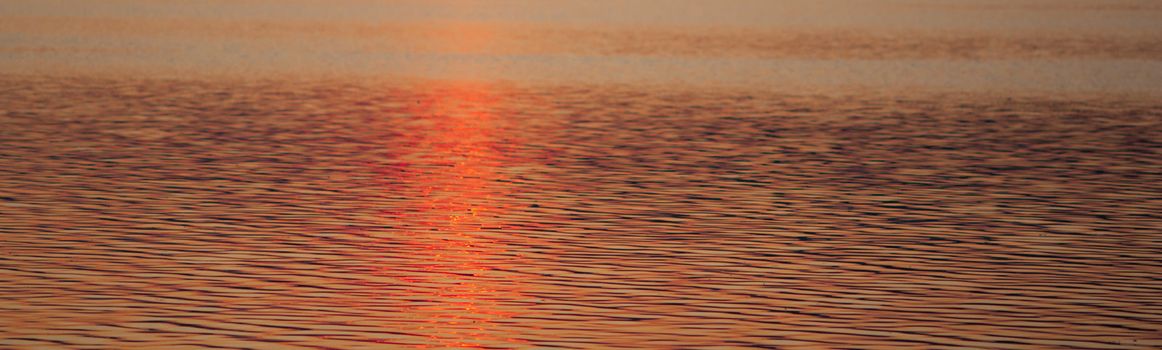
2,77,1160,349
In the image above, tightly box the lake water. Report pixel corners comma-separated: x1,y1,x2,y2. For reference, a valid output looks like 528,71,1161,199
2,1,1161,349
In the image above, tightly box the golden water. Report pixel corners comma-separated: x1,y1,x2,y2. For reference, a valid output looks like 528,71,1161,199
2,1,1162,349
2,76,1160,348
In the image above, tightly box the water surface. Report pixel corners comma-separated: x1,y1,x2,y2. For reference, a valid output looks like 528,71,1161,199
2,1,1161,349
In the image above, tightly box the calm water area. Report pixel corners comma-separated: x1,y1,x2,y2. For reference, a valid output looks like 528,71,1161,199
2,1,1161,348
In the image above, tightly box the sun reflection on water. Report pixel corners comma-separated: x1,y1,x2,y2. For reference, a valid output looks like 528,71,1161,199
383,82,529,348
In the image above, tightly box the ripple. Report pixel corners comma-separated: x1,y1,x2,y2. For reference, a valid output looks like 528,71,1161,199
1,76,1160,348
